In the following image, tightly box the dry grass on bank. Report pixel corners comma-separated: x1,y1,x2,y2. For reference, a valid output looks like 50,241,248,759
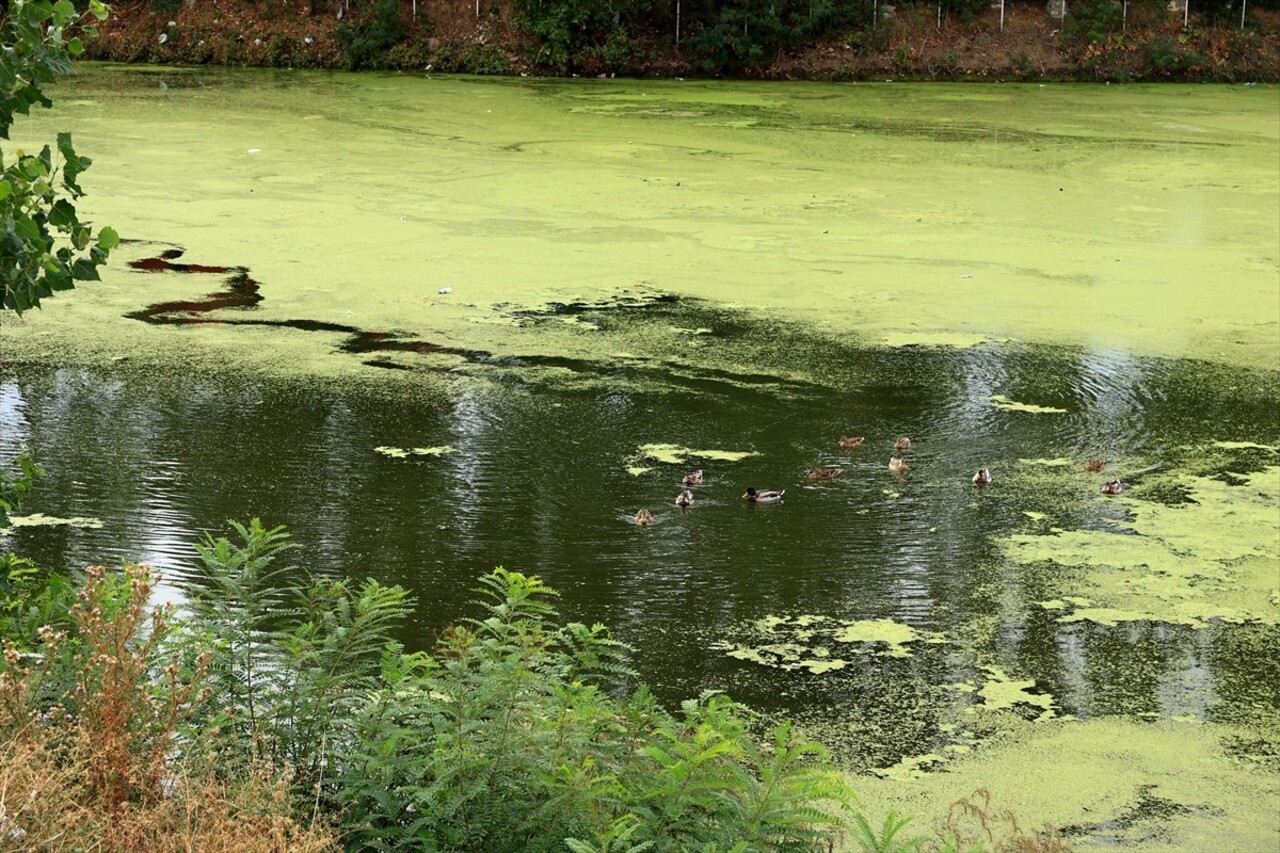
0,732,339,852
0,565,339,853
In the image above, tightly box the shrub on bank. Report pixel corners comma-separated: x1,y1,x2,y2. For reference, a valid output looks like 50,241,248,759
1,520,855,850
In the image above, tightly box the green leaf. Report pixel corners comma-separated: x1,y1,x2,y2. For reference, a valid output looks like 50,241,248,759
52,0,77,23
14,215,41,242
97,225,120,250
71,258,101,281
48,198,75,229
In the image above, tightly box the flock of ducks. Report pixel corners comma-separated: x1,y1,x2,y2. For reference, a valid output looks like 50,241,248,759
631,436,1125,525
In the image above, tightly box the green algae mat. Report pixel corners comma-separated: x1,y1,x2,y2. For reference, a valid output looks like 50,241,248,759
2,67,1277,850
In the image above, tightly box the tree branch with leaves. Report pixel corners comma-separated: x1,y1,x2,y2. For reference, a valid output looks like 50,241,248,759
1,0,118,316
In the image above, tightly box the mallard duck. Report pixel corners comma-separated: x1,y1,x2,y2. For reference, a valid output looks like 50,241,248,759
889,456,908,473
972,468,993,485
682,469,704,486
742,487,785,503
838,436,865,449
894,437,912,451
1100,479,1124,495
634,508,656,525
676,490,693,507
1084,459,1106,472
808,467,842,481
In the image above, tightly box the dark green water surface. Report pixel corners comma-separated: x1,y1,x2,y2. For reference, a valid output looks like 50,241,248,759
4,294,1277,778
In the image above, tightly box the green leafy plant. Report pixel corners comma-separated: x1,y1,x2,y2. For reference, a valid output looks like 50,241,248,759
1,451,76,649
1,0,118,315
336,567,853,851
0,448,41,528
513,0,642,71
850,810,927,853
1143,38,1208,75
335,0,407,70
179,518,412,795
1062,0,1123,42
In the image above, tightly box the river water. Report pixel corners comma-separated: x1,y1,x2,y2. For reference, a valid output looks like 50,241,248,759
2,67,1278,846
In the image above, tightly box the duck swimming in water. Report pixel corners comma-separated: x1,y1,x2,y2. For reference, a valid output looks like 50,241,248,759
807,467,842,481
1100,479,1125,495
972,468,993,485
889,456,909,473
838,436,865,449
634,508,656,525
1084,459,1106,472
682,469,704,486
676,490,693,507
894,437,912,451
742,487,785,503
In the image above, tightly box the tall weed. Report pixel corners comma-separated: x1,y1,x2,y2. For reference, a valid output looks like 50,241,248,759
0,562,336,850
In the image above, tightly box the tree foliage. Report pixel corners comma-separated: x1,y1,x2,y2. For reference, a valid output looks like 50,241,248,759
513,0,644,70
0,0,117,316
335,0,408,69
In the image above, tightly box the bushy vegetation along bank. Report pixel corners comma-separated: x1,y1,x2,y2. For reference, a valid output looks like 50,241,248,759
87,0,1279,80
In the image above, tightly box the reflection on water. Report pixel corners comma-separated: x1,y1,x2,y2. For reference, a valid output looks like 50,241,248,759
2,320,1277,771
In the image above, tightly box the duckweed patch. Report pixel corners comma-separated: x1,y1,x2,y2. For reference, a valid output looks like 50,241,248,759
6,73,1277,382
6,513,104,529
635,443,760,465
851,717,1280,853
976,666,1059,720
715,613,947,671
989,395,1069,414
374,445,457,458
1002,465,1280,628
1210,441,1277,452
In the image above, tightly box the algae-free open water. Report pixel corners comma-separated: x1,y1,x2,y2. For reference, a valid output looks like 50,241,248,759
2,67,1278,847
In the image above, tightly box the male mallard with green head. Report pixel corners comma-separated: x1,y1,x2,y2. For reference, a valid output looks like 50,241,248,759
742,487,785,503
682,469,704,486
